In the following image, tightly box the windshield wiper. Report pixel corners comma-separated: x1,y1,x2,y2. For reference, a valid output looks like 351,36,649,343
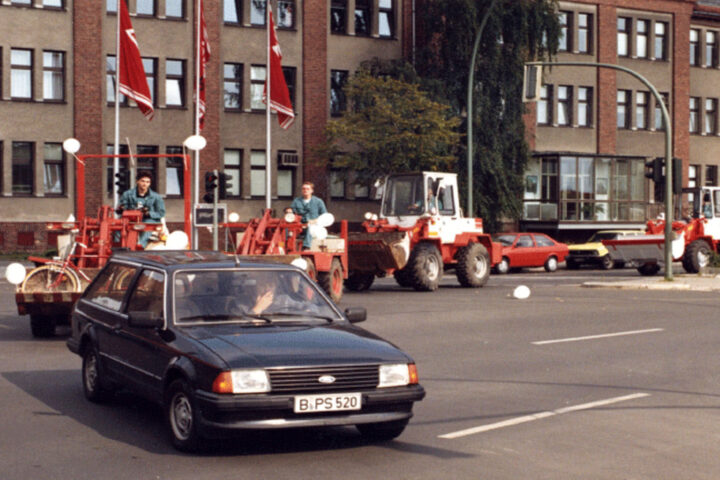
178,313,271,323
260,311,337,323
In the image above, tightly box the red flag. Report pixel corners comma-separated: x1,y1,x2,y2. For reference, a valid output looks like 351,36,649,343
197,0,211,130
263,6,295,129
118,0,154,120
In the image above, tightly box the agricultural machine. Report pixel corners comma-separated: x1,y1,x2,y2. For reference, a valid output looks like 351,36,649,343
8,153,192,337
604,186,720,275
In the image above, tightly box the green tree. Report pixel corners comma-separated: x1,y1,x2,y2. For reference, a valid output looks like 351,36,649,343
319,60,461,187
416,0,559,231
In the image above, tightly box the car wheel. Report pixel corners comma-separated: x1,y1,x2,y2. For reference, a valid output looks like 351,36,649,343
344,271,375,292
601,254,614,270
166,379,203,452
494,257,510,274
30,314,56,338
407,243,443,291
613,261,626,269
544,256,558,272
82,346,110,403
357,419,408,442
682,239,712,273
637,262,661,276
455,243,490,288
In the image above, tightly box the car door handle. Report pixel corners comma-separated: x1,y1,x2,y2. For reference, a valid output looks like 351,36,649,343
112,323,123,333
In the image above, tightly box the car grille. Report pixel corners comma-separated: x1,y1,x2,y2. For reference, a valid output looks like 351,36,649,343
268,364,379,394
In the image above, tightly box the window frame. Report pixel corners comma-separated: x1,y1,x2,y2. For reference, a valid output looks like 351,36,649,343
42,50,65,102
617,89,630,130
11,48,33,101
12,141,35,196
617,17,630,57
704,98,717,135
636,19,649,59
636,91,649,130
223,149,243,199
706,30,717,68
354,0,371,37
558,11,571,52
165,58,186,108
330,69,349,117
136,0,156,17
690,29,700,66
557,85,572,127
250,150,267,198
106,55,128,106
250,65,266,111
43,142,66,196
277,0,295,29
537,84,553,125
331,0,347,34
577,13,592,54
224,0,242,24
654,21,667,61
250,0,267,26
577,86,593,127
690,96,700,134
165,0,184,19
378,0,395,38
165,146,184,198
224,62,244,110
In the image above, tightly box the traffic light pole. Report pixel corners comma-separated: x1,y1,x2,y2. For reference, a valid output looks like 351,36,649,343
526,61,674,280
212,168,219,251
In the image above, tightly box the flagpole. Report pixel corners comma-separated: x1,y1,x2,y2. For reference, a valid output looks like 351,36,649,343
113,1,121,210
192,0,202,249
265,5,272,211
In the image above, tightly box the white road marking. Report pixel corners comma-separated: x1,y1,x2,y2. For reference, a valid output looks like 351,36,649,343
439,393,649,439
532,328,664,345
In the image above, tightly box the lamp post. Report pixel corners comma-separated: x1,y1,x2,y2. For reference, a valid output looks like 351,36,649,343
184,134,207,249
466,0,498,217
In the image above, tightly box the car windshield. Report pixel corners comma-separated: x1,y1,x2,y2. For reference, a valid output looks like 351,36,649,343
173,269,341,325
493,234,517,246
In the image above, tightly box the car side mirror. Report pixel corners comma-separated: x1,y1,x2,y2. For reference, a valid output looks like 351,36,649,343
128,311,164,329
344,307,367,324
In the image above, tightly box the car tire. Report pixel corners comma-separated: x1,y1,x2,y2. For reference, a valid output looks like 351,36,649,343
166,379,203,452
344,271,375,292
613,261,626,269
455,243,490,288
82,346,110,403
682,239,712,273
565,258,579,270
544,256,558,273
30,314,56,338
357,419,408,442
407,243,443,291
637,262,661,276
494,257,510,274
318,258,343,302
601,254,614,270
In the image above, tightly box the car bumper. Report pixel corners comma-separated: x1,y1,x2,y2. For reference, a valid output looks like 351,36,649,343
193,384,426,437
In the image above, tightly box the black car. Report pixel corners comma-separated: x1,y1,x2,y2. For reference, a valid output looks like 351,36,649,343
67,251,425,451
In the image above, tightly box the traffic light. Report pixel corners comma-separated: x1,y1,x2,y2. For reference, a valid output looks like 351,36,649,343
645,157,663,184
115,170,130,193
204,171,218,203
218,172,233,199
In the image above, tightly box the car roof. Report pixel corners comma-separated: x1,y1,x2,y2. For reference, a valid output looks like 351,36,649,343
595,229,644,234
109,250,301,272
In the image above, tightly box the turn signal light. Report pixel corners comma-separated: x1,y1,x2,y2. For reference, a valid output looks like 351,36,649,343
408,364,419,384
212,372,233,394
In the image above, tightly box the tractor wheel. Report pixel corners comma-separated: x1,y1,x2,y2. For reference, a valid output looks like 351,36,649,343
455,243,490,288
493,257,510,274
544,256,558,273
682,239,712,273
318,258,343,302
304,257,317,281
393,268,413,287
344,272,375,292
637,262,661,276
30,314,56,338
601,254,614,270
407,243,443,291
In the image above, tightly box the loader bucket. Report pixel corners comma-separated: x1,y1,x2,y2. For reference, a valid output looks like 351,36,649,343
348,231,410,273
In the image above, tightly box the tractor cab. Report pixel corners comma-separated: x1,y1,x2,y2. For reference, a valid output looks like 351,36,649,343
379,172,460,224
684,186,720,239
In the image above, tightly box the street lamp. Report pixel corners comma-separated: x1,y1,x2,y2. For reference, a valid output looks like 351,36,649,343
184,134,207,249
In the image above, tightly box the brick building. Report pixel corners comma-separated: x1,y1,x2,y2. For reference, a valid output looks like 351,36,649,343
0,0,412,252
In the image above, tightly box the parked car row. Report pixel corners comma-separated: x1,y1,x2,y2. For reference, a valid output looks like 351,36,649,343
490,230,645,273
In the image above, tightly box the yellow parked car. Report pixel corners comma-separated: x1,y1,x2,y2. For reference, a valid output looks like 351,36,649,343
565,230,645,270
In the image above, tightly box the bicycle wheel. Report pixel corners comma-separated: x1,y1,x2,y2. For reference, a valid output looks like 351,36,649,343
21,265,81,293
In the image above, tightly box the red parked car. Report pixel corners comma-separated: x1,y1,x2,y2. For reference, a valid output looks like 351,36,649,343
491,233,569,274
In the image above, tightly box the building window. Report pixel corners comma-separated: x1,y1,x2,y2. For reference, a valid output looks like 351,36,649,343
636,19,648,58
106,55,127,105
43,51,64,101
330,70,348,116
577,87,592,127
250,150,266,197
166,146,184,197
706,31,717,68
283,66,296,107
690,97,700,133
136,145,158,188
143,58,157,105
224,63,243,109
690,29,700,66
277,0,295,28
251,0,266,26
165,59,185,107
331,0,347,34
223,149,242,198
354,0,371,36
557,85,572,126
636,91,649,130
558,11,570,52
12,142,34,195
136,0,155,16
705,98,717,135
617,90,630,129
278,166,295,198
577,13,591,54
654,21,667,60
12,0,31,4
537,85,552,125
166,0,184,18
11,49,33,100
618,17,630,57
43,143,65,195
250,65,266,110
330,170,346,198
224,0,241,23
655,93,669,131
43,0,64,7
378,0,394,38
706,165,718,186
107,0,117,13
689,165,698,188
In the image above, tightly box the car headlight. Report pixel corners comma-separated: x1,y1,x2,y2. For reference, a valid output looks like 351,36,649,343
378,364,418,388
212,369,270,394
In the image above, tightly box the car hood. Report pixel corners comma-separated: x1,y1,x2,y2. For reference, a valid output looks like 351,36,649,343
568,241,604,252
183,323,412,369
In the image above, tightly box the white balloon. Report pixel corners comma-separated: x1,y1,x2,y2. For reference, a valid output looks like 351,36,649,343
308,225,327,240
62,138,81,154
316,212,335,227
165,230,190,250
513,285,531,300
228,212,240,223
5,263,27,285
291,257,308,270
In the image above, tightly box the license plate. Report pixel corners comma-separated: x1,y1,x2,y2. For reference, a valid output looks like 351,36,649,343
294,392,362,413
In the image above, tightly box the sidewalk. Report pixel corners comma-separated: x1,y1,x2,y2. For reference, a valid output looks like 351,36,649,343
583,272,720,292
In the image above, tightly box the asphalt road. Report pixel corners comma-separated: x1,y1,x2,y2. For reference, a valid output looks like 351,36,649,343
1,268,719,479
